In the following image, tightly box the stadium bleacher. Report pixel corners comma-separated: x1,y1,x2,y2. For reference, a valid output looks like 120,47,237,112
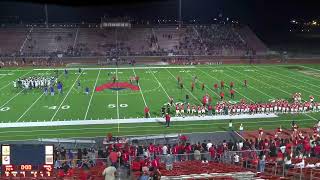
0,24,267,58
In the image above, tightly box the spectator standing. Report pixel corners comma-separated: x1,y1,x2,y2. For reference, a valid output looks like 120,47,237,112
109,150,118,167
165,154,174,170
233,153,240,165
258,154,266,173
102,165,117,180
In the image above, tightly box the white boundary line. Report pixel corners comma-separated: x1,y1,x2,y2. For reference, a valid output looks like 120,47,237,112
132,67,151,118
0,117,314,134
0,70,34,91
165,68,202,104
34,66,196,71
84,69,101,120
50,72,83,121
1,113,278,128
0,118,316,140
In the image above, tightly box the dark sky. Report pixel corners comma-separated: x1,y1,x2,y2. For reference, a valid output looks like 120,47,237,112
0,0,318,33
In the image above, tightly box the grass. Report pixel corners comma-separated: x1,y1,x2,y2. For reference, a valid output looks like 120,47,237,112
0,64,320,141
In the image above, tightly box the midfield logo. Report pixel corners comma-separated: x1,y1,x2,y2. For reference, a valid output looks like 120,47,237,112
95,82,140,92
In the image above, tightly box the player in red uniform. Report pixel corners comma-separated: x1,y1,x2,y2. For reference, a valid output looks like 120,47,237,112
165,113,171,127
144,106,150,118
310,95,314,102
214,83,218,91
220,91,224,100
135,76,140,84
180,104,185,117
230,89,235,99
175,104,180,116
220,81,225,89
230,82,234,89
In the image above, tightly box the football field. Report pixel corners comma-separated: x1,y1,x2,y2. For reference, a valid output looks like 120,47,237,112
0,64,320,141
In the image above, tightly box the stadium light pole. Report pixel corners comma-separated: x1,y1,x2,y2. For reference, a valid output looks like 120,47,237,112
179,0,182,28
44,4,48,28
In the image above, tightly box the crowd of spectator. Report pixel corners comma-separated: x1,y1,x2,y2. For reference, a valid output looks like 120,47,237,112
51,121,320,179
0,24,253,58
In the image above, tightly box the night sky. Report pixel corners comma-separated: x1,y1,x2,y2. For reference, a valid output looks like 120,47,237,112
0,0,318,36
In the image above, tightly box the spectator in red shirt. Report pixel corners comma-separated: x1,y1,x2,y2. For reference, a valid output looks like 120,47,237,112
109,150,119,167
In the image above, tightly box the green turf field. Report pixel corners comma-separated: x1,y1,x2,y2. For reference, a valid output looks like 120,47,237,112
0,64,320,141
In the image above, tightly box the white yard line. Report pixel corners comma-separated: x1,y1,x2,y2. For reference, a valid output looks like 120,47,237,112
50,72,83,121
165,68,202,104
2,113,278,128
275,66,320,84
226,67,274,99
299,65,320,73
0,117,310,134
147,66,170,98
132,67,151,117
0,70,34,91
116,68,120,119
263,66,320,89
15,70,52,122
0,89,24,109
252,67,320,96
197,67,255,102
0,67,21,80
84,69,101,120
16,93,45,122
233,67,319,121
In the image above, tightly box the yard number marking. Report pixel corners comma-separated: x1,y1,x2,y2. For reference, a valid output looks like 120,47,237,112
179,70,191,73
46,105,70,110
108,104,128,108
0,107,10,112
